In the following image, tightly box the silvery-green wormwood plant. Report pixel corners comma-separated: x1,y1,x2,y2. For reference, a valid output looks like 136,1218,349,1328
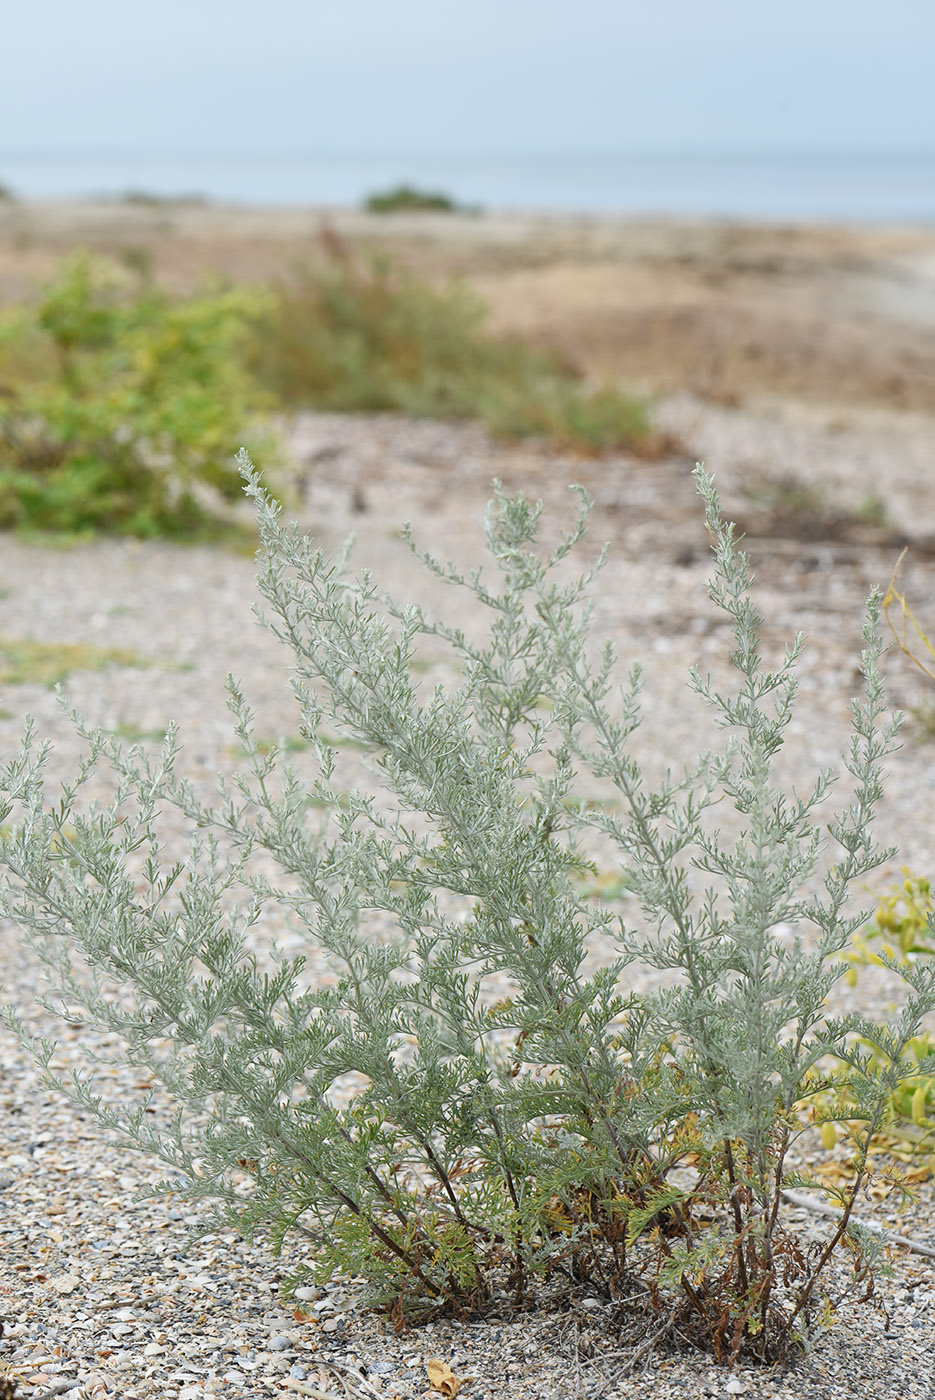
1,455,933,1364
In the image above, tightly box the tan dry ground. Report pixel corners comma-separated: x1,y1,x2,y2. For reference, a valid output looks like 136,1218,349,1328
2,198,935,412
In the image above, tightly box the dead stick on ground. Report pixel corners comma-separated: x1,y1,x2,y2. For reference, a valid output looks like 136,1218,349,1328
582,1308,679,1373
281,1382,342,1400
319,1358,384,1399
780,1189,935,1260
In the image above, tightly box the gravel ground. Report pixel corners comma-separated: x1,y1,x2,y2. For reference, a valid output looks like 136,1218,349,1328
1,399,934,1399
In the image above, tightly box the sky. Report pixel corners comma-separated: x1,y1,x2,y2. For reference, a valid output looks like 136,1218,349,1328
2,0,934,155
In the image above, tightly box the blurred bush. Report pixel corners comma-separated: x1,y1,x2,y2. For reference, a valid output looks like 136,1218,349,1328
250,245,650,455
0,255,271,540
0,245,655,541
363,183,468,213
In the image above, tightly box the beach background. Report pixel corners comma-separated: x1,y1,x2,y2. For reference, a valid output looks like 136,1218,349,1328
2,0,935,416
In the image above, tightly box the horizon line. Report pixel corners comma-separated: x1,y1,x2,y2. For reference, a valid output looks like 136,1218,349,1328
3,146,935,162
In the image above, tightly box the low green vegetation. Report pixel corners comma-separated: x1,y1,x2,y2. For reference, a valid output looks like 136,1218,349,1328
821,874,935,1154
2,463,931,1367
740,474,895,538
0,254,271,541
250,248,649,454
0,247,652,541
0,633,143,686
363,183,470,214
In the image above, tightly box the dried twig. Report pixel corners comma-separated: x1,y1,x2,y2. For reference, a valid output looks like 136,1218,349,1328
581,1307,679,1375
780,1189,935,1260
882,547,935,680
91,1296,162,1313
318,1358,384,1400
282,1381,342,1400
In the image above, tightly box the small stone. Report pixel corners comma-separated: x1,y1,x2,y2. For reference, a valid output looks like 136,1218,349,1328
289,1364,307,1380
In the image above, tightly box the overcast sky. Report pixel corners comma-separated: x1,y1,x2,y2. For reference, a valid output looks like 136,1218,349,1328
2,0,933,155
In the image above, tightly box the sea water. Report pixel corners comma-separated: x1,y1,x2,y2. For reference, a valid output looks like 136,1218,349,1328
1,149,934,222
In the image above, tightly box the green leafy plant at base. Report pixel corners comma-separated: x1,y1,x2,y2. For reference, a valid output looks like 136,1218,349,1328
848,874,935,970
0,255,273,540
2,460,933,1367
826,873,935,1152
250,245,651,456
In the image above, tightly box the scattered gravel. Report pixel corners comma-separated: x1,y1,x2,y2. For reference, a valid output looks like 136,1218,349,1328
1,400,934,1398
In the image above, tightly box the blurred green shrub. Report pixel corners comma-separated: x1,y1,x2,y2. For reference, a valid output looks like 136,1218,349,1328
0,255,271,540
250,247,651,455
0,246,655,542
363,183,468,214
